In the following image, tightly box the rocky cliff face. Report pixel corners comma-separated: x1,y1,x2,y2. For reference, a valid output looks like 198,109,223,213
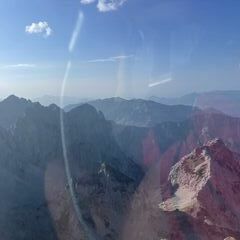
0,97,143,240
159,139,240,239
120,139,240,240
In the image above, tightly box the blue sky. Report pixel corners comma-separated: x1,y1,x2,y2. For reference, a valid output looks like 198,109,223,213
1,0,240,99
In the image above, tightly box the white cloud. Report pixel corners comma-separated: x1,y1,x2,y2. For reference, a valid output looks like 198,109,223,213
80,0,127,12
85,54,134,63
25,21,52,37
97,0,127,12
80,0,95,4
1,64,36,69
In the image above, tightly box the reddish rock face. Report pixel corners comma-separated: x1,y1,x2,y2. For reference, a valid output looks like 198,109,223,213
155,111,240,185
122,139,240,240
159,139,240,239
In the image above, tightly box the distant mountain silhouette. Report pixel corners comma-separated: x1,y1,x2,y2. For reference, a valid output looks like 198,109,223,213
33,95,89,107
65,97,198,127
150,90,240,118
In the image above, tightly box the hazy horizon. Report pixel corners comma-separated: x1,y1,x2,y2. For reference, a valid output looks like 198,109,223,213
3,88,240,103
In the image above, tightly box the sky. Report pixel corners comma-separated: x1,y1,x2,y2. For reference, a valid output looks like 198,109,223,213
1,0,240,99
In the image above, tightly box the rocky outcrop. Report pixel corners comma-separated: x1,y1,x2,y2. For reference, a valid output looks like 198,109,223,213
159,139,240,239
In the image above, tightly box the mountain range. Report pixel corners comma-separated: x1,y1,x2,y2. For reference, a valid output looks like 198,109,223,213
33,95,89,107
0,95,240,239
65,97,198,127
150,90,240,118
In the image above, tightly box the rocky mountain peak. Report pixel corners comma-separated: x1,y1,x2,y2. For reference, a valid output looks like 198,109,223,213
0,95,33,129
2,94,20,103
2,94,31,104
159,139,240,238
